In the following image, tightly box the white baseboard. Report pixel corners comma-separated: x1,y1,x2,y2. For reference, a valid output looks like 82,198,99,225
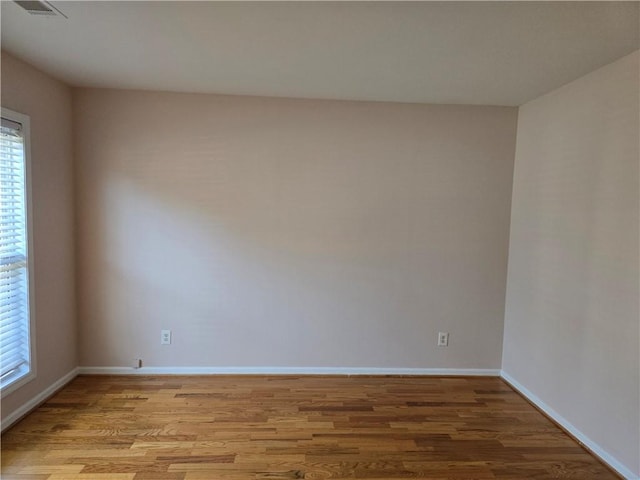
78,366,501,376
1,367,79,433
501,370,638,480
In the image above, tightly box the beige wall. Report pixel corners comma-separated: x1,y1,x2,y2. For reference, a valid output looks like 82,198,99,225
73,89,517,369
503,51,639,476
0,52,77,421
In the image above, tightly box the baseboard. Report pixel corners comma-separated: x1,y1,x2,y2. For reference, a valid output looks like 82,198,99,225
1,367,79,433
501,370,638,480
78,366,501,376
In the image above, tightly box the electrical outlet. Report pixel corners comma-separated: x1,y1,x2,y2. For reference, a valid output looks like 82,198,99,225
161,329,171,345
132,358,142,369
437,332,449,347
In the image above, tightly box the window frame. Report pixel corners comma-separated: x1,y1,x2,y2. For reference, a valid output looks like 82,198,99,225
0,107,37,397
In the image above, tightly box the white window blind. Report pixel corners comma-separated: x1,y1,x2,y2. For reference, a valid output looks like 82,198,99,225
0,114,32,389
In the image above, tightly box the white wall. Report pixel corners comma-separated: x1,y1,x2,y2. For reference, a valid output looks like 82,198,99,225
0,51,77,423
73,89,517,370
503,51,639,477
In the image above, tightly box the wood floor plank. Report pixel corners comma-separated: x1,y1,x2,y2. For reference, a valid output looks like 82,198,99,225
1,375,620,479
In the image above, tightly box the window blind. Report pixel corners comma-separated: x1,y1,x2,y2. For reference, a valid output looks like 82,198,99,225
0,116,30,385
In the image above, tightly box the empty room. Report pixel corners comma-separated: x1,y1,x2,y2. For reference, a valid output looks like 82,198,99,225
0,1,638,479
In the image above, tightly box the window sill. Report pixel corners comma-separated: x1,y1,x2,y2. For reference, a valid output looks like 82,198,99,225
0,367,35,398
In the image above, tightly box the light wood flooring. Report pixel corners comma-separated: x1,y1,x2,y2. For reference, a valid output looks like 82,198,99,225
1,375,619,479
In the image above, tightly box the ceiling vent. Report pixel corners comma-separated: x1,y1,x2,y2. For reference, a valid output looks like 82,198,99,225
14,1,67,18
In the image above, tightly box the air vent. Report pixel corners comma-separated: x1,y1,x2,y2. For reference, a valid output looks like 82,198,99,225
14,1,66,18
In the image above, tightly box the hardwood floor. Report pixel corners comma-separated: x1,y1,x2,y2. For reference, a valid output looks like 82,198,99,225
1,375,618,479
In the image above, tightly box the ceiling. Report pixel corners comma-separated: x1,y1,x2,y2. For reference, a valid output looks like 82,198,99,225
1,1,638,106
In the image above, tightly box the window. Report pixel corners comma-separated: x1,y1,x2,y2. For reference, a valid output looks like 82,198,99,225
0,108,35,394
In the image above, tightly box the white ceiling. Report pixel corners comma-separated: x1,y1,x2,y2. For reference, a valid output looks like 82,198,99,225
1,1,638,106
